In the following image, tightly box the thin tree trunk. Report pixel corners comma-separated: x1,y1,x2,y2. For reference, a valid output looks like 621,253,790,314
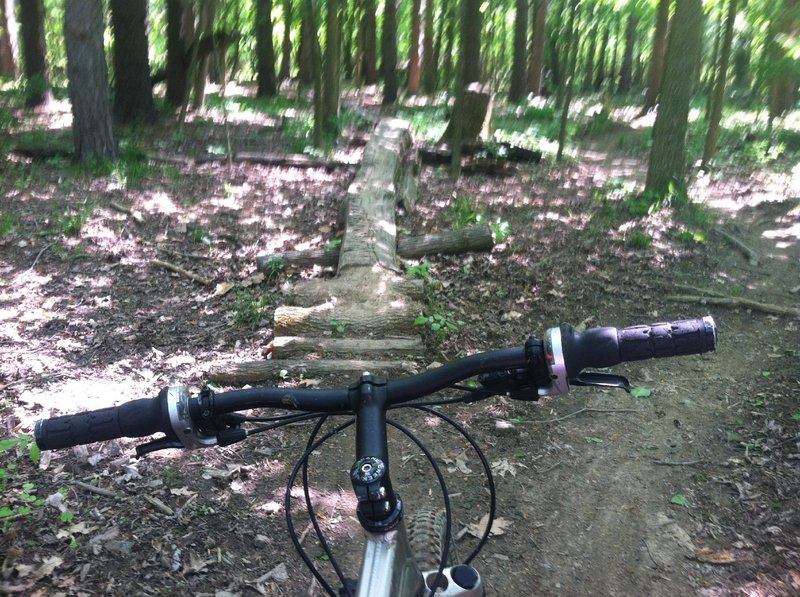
279,0,292,79
593,22,609,90
509,0,528,102
110,0,156,125
362,0,377,84
408,0,422,95
382,0,398,103
556,0,579,162
0,0,17,77
421,0,436,92
256,0,277,97
462,0,482,84
702,0,737,168
641,0,671,113
166,0,194,108
705,1,724,121
617,12,637,93
441,0,455,86
302,0,323,147
527,0,548,95
18,0,51,107
298,5,313,85
64,0,117,160
322,0,340,135
582,18,599,91
191,0,218,110
645,0,704,195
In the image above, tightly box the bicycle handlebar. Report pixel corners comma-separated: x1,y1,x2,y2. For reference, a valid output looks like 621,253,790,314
34,316,717,453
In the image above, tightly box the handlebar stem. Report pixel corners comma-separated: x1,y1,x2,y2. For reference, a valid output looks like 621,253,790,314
350,374,402,532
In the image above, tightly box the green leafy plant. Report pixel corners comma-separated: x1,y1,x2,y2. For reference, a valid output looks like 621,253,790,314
450,195,479,228
585,436,604,444
414,310,464,336
406,262,434,280
630,387,652,398
490,219,511,242
791,412,800,421
1,434,43,530
230,289,270,329
329,319,347,335
670,494,689,507
626,229,652,249
54,203,94,237
0,213,20,237
261,254,285,282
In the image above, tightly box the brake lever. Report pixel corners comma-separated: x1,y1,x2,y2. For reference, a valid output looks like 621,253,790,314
135,437,185,457
569,372,631,393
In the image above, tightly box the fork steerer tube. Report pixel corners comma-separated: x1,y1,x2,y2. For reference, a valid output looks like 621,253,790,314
350,374,403,532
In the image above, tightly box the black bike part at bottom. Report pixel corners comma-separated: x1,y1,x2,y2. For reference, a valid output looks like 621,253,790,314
559,317,716,378
34,390,173,450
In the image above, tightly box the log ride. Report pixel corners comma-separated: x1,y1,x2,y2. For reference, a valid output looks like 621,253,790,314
212,118,421,383
255,224,494,271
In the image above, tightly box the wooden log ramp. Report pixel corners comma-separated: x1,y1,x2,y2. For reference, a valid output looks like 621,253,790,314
209,117,424,384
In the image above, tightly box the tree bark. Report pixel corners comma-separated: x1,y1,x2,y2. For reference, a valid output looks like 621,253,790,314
641,0,671,113
272,336,424,359
18,0,51,107
208,358,417,384
509,0,528,102
421,0,436,93
381,0,398,103
462,0,482,84
581,17,599,91
322,0,340,136
767,0,799,121
702,0,737,168
257,224,495,269
440,84,493,146
297,3,313,85
362,0,377,84
275,301,417,336
279,0,292,79
556,0,579,162
64,0,117,160
110,0,157,125
256,0,278,97
301,0,324,147
0,0,17,77
593,22,609,91
191,0,218,110
617,12,637,93
408,0,422,95
527,0,547,95
166,0,194,108
645,0,703,195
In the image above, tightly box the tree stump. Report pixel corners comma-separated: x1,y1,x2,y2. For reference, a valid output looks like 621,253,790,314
439,83,494,146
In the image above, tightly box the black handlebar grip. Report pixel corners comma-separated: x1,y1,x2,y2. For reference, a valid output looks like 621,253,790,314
34,392,173,451
560,316,717,377
617,317,717,363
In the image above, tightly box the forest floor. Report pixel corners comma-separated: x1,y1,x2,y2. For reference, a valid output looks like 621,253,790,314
1,95,799,596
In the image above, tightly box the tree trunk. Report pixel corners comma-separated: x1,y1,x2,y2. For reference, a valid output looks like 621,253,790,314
440,85,493,145
279,0,292,79
18,0,51,107
362,0,377,84
64,0,117,161
421,0,436,93
581,18,599,91
527,0,547,95
462,0,482,84
509,0,528,102
593,22,609,91
166,0,194,108
110,0,156,125
702,0,737,168
302,0,324,147
341,1,354,80
617,12,637,93
256,0,277,97
191,0,218,110
0,0,17,77
298,4,313,85
645,0,703,195
641,0,671,113
407,0,422,95
704,1,723,121
322,0,340,135
382,0,398,104
556,0,579,162
441,0,456,87
767,0,799,121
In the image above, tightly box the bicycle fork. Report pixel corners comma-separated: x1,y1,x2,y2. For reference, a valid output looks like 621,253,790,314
349,374,484,597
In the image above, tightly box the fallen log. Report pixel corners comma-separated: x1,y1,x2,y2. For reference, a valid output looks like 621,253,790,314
256,225,494,270
271,336,424,359
234,151,354,170
419,142,542,165
274,300,417,337
666,294,800,317
207,358,418,384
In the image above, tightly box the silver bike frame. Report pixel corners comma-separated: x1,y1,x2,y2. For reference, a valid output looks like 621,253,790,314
355,518,484,597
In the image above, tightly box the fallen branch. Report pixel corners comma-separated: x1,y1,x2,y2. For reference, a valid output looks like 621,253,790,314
713,227,759,266
666,294,800,317
109,201,144,224
151,259,214,286
72,480,123,499
651,458,705,467
516,407,640,424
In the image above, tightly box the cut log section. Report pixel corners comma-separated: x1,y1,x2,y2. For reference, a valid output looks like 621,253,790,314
272,336,424,359
256,225,494,271
439,83,494,145
207,358,419,384
274,300,418,336
285,269,424,308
